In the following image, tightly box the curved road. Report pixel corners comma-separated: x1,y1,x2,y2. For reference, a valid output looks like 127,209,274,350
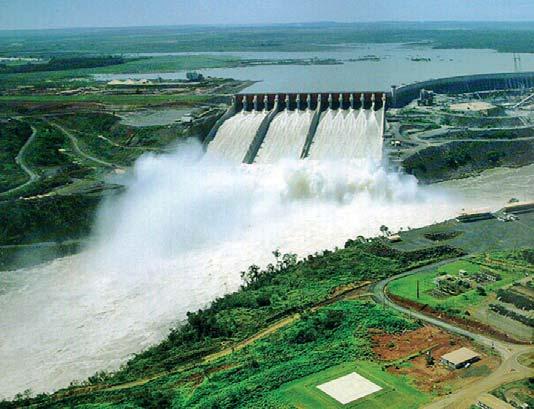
371,261,533,409
49,122,117,169
0,125,39,199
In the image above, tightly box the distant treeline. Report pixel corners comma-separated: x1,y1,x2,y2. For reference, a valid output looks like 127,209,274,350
0,56,126,74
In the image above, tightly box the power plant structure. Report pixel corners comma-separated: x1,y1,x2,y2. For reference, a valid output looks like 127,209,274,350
205,92,387,164
204,71,534,165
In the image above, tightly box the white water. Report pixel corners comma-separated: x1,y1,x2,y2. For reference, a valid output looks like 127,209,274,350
308,108,383,161
255,110,314,163
206,110,268,162
1,142,531,398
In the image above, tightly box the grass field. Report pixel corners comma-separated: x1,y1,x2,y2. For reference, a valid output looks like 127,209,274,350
0,54,243,90
387,256,526,313
0,94,212,106
277,361,428,409
2,23,534,55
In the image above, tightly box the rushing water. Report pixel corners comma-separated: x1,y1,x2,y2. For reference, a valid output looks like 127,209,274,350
206,110,267,162
308,108,383,161
1,143,532,398
93,44,534,92
3,41,534,397
255,110,314,163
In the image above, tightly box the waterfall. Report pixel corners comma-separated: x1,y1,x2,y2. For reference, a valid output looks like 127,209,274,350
307,108,383,161
363,108,385,162
206,111,268,163
255,110,313,163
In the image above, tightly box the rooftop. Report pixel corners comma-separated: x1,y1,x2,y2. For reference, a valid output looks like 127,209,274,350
441,347,480,365
477,393,515,409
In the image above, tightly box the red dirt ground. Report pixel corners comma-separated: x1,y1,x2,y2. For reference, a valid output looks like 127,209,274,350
371,325,500,393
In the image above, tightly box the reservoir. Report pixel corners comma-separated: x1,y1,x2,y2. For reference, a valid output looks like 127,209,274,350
94,44,534,92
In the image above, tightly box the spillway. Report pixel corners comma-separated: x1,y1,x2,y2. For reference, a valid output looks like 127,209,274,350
206,110,267,163
206,92,386,164
307,108,384,161
255,110,314,163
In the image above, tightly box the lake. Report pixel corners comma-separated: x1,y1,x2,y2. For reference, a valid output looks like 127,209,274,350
94,44,534,92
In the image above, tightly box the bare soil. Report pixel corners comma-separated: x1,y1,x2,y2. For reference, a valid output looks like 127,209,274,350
371,325,500,394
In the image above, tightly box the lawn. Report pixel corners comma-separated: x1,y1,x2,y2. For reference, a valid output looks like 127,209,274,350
277,361,428,409
387,257,525,313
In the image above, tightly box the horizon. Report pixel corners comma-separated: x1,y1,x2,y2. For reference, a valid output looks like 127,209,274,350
2,19,534,33
2,0,534,31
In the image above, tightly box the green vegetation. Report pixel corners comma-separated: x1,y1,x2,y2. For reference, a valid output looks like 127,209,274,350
403,139,534,183
0,108,223,248
1,242,461,408
0,56,126,74
0,241,81,271
24,122,72,169
492,379,534,409
0,94,212,106
0,194,104,245
0,119,32,192
278,361,428,408
92,55,242,74
2,23,534,55
0,54,241,91
5,300,424,409
424,231,462,242
104,243,461,384
387,250,531,316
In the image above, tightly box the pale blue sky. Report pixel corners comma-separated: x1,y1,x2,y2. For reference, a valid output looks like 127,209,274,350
1,0,534,30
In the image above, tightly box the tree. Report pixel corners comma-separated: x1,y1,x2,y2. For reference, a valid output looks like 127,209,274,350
425,352,435,366
380,225,391,237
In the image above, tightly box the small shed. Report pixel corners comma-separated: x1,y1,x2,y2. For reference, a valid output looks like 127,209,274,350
440,347,480,369
476,393,514,409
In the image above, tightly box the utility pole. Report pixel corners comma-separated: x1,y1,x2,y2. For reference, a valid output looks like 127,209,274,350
513,53,522,73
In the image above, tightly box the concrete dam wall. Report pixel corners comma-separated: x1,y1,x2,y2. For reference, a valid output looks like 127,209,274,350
206,92,387,164
392,71,534,107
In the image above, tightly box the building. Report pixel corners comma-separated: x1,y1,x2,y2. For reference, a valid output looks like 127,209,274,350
186,71,205,82
440,347,480,369
449,102,501,116
503,200,534,214
418,89,435,106
476,393,515,409
387,234,402,243
456,209,494,223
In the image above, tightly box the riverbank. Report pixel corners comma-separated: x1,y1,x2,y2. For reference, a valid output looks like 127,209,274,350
3,210,532,407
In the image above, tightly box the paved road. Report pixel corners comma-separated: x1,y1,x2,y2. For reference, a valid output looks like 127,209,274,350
49,122,117,168
0,125,39,199
371,260,534,409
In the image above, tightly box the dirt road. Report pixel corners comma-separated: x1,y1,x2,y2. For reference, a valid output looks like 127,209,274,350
372,261,534,409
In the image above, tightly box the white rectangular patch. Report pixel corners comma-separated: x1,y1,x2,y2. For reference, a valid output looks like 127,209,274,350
317,371,382,405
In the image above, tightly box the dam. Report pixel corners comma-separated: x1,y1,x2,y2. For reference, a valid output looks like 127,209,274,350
205,92,387,164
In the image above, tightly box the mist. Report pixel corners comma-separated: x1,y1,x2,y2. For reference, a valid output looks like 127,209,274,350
0,139,507,398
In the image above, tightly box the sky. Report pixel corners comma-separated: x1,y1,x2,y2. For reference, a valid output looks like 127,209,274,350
1,0,534,30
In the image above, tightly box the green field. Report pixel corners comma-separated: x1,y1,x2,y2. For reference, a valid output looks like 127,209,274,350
387,256,526,313
2,22,534,55
0,94,211,106
277,361,428,409
0,54,243,91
